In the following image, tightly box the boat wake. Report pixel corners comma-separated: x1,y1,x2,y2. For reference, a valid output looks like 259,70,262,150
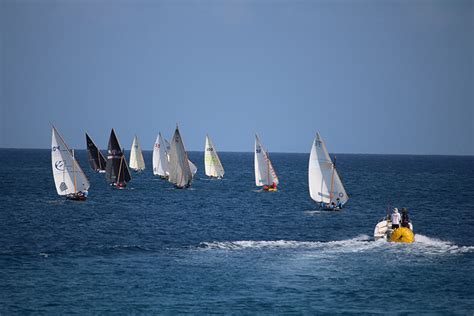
199,234,473,255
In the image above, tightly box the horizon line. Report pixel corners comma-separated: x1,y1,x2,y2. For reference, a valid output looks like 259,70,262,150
0,147,472,157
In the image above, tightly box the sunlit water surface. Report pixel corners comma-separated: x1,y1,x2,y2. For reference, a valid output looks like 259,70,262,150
0,149,473,313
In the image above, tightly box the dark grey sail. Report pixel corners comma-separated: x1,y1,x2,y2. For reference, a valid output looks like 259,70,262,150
106,129,132,187
86,133,106,172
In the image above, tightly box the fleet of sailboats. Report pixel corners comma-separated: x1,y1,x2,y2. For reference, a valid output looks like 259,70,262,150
129,135,146,172
51,126,420,242
53,128,352,212
51,127,90,201
85,133,106,173
254,134,279,191
105,129,132,189
204,134,224,179
308,132,348,210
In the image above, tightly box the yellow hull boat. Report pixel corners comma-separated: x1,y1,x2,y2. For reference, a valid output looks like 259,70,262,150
374,219,415,243
389,227,415,243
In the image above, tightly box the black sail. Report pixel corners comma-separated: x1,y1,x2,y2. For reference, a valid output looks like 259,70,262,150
86,133,106,172
106,129,132,185
120,150,132,183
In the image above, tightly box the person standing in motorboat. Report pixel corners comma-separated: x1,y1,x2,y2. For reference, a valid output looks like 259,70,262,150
401,207,410,228
391,208,400,229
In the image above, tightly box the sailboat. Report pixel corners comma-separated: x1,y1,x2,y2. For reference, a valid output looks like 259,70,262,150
129,135,145,172
254,134,279,191
153,132,170,179
308,132,348,210
85,133,106,173
165,136,196,178
51,126,90,201
105,129,132,189
168,125,193,188
205,134,224,179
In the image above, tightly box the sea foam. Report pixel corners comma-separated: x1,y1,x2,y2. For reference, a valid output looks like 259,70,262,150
199,234,473,255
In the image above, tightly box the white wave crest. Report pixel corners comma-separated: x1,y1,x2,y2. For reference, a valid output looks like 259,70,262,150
199,234,473,255
200,235,372,251
413,234,474,254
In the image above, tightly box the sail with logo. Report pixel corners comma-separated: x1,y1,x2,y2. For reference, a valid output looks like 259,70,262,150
205,134,224,179
168,125,193,188
105,129,132,189
51,126,90,201
254,134,279,191
85,132,106,173
153,132,170,179
129,135,145,172
308,132,348,210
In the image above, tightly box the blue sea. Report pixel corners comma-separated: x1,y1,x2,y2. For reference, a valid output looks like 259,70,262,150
1,149,473,314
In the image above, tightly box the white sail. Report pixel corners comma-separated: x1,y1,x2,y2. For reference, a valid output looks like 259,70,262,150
254,134,279,187
204,135,224,178
164,138,171,163
168,126,193,188
188,159,197,176
51,127,90,196
308,132,348,205
164,138,171,152
153,133,169,177
129,135,145,171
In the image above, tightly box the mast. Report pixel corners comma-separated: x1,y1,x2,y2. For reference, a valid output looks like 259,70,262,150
97,150,102,170
73,149,77,194
267,151,270,185
329,156,336,203
117,154,123,183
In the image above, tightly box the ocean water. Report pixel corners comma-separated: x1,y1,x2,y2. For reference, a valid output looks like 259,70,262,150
0,149,473,314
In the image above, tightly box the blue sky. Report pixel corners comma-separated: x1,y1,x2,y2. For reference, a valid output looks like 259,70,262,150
1,0,472,155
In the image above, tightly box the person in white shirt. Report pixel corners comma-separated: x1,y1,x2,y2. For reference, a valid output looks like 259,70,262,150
391,208,400,229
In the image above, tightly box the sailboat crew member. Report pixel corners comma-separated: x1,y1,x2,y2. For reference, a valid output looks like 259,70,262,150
391,208,400,229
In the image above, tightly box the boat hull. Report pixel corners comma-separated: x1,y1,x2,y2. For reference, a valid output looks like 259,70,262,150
262,187,277,192
321,207,342,211
66,193,87,201
112,182,127,189
374,219,414,243
389,227,415,243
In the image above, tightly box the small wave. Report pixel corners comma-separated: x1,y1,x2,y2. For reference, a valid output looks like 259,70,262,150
107,244,149,252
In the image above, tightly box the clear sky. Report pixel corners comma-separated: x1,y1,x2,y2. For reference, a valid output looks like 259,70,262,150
1,0,473,155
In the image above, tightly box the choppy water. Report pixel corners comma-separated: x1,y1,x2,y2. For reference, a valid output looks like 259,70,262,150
0,149,473,313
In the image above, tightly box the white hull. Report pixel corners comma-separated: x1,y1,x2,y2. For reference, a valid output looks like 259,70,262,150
374,218,413,241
